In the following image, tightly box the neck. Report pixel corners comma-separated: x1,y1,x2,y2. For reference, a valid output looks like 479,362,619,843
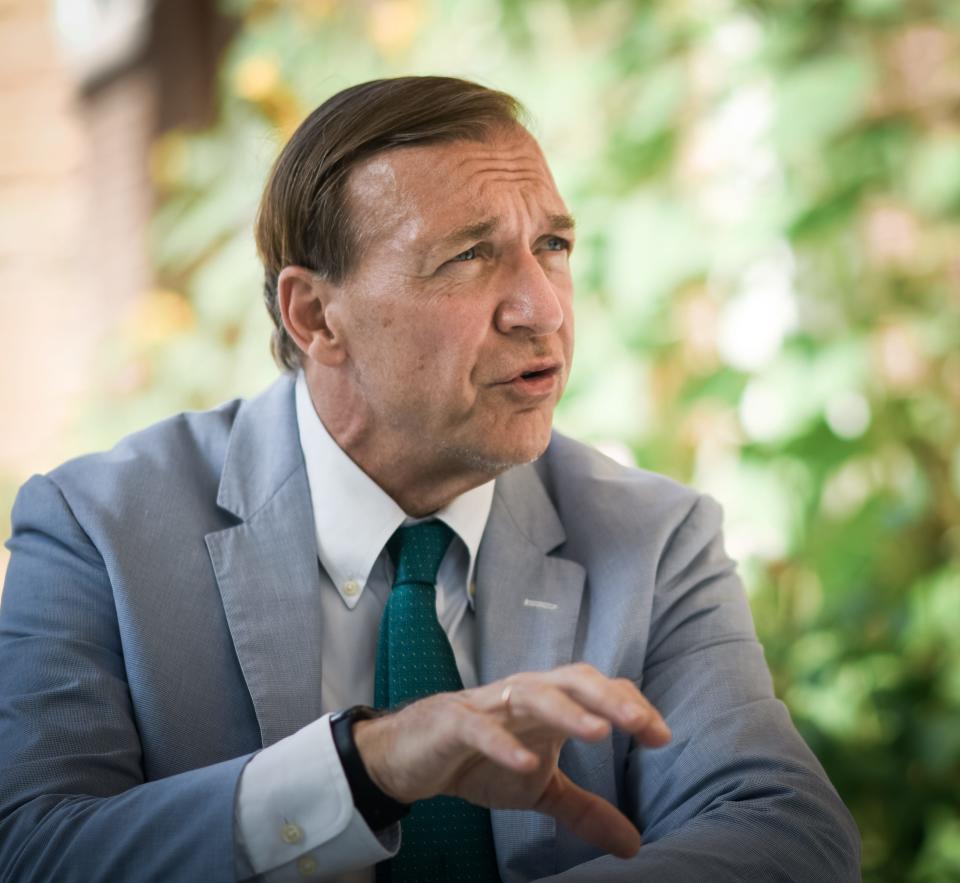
304,368,499,517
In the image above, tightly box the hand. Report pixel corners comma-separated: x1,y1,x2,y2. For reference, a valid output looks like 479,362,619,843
353,662,671,859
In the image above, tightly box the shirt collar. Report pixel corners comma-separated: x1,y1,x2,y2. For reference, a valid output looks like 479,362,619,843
295,371,494,610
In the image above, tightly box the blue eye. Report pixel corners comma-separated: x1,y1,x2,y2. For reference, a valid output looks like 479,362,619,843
545,236,570,251
452,246,478,262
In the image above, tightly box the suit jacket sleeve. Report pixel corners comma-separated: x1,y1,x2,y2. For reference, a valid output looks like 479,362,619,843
538,494,860,882
0,474,250,883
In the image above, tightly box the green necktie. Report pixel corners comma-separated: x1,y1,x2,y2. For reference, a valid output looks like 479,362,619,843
374,521,501,883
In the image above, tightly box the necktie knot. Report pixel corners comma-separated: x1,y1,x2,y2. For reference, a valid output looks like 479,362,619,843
388,520,454,586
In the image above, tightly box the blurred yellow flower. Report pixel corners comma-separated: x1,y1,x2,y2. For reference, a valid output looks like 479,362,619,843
295,0,337,18
127,289,196,348
149,133,188,191
232,54,304,138
234,56,281,103
367,0,424,57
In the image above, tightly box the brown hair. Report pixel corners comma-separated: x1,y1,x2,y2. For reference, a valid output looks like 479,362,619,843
255,76,526,371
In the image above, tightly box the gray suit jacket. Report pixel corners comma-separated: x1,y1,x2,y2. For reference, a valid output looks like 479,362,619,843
0,374,859,881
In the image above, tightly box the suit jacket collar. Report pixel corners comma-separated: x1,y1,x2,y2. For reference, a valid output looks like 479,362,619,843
215,373,302,521
206,374,326,747
476,458,586,683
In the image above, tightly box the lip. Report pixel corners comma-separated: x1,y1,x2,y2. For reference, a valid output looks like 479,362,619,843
494,361,563,398
497,360,563,384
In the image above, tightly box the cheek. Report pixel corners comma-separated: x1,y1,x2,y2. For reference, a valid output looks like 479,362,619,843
407,309,487,368
378,327,460,399
356,288,491,393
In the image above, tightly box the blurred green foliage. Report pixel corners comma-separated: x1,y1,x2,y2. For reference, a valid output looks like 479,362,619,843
82,0,960,879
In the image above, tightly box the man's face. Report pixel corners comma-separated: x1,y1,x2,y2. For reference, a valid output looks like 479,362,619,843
326,125,575,481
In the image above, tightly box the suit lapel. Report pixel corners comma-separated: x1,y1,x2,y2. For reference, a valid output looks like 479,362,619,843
477,462,585,683
477,457,586,881
205,376,324,748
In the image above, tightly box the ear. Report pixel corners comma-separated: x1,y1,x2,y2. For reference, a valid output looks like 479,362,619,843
277,265,347,367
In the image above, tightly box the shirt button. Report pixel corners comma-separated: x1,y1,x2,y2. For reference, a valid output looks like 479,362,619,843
469,582,477,599
280,822,303,844
343,580,360,597
297,855,318,876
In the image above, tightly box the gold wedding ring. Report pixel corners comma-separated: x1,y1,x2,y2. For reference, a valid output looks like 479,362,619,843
500,685,513,715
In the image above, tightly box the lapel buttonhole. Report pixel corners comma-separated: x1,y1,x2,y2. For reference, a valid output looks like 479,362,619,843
523,598,559,611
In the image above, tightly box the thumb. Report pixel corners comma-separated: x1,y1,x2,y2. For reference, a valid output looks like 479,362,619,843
534,770,642,859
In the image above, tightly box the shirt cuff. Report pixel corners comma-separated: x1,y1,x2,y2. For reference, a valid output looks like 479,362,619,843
235,714,400,880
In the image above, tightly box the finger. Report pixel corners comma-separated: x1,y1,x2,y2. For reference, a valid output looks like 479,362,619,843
502,682,611,742
456,709,540,773
535,770,642,859
550,664,672,747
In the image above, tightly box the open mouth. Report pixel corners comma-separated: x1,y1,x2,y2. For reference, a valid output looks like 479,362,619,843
520,367,557,380
502,365,561,396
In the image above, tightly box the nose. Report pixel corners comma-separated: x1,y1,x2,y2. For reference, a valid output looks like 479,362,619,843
494,253,566,337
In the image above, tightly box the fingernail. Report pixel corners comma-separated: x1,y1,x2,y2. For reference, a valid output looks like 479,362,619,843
581,713,606,729
652,719,672,740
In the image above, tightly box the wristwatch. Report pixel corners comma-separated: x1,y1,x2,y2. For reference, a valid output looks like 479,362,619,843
329,705,411,830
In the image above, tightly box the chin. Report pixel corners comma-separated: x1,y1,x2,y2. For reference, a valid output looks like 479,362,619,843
500,417,555,464
449,429,553,477
510,431,553,466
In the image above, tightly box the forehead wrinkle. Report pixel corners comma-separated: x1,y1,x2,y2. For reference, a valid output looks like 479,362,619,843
347,132,568,267
427,177,571,244
471,174,569,221
448,135,546,166
448,145,553,179
456,160,553,182
459,153,563,204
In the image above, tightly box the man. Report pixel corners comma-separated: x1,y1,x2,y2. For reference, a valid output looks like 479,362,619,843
0,77,859,881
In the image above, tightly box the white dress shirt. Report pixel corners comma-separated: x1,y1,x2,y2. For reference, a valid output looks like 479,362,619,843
235,371,495,882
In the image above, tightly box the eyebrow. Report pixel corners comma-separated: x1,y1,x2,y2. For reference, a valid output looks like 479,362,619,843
430,212,577,255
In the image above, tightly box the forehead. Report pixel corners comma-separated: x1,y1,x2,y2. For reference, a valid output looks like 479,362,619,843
345,127,567,247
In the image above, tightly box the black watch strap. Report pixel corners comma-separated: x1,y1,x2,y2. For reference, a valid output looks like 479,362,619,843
330,705,411,830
